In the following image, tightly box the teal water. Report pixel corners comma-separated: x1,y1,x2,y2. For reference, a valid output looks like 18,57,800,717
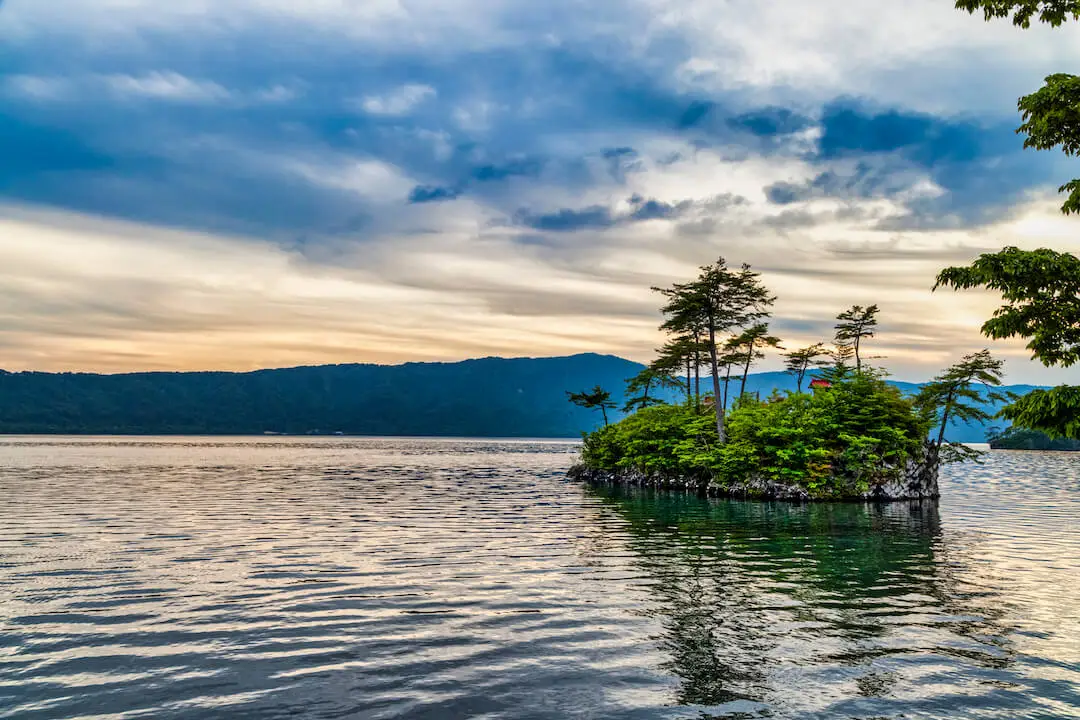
0,437,1077,719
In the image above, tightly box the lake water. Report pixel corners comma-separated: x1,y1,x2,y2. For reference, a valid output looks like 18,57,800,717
0,437,1077,719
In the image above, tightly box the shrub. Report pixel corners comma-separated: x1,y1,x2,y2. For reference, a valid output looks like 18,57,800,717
717,374,931,496
579,373,933,498
581,403,716,478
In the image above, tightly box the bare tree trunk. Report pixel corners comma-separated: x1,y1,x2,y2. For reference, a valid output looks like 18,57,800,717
739,344,753,398
723,364,732,411
685,356,693,405
693,345,701,410
707,322,725,443
601,406,609,426
936,391,953,447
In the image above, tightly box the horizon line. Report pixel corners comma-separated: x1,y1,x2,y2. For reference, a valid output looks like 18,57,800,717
0,353,1044,388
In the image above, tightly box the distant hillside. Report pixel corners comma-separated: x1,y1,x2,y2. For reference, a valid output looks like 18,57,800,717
0,354,1035,440
0,354,642,437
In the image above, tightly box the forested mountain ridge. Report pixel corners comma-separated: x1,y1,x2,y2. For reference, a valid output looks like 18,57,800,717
0,354,1035,440
0,354,641,437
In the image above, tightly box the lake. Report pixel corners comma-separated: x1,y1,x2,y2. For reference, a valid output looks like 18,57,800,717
0,436,1077,719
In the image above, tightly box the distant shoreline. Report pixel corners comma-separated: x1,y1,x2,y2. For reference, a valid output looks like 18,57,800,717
0,354,1038,443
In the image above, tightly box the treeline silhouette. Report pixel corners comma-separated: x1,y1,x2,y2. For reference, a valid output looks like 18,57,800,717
0,354,642,436
0,354,1031,439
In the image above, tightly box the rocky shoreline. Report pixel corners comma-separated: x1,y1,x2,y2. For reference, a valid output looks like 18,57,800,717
567,450,941,503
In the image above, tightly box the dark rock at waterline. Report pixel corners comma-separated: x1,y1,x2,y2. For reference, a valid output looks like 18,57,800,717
567,450,940,503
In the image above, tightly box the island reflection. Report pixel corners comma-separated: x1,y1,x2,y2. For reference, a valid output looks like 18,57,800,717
584,486,1025,718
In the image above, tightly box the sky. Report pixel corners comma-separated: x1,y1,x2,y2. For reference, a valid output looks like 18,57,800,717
1,0,1079,383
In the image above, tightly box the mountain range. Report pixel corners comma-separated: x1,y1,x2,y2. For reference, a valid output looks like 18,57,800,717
0,353,1033,441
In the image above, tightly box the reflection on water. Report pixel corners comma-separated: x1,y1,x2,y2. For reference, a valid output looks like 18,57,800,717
591,491,1027,718
0,437,1077,719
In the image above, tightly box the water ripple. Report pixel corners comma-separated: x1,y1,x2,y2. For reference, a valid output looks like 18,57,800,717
0,437,1078,719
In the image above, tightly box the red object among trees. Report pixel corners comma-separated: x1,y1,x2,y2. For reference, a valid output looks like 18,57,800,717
809,379,832,389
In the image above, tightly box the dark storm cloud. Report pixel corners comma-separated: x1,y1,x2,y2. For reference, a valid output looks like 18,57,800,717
513,193,736,232
761,99,1059,228
407,157,545,203
677,100,715,128
469,158,544,182
0,3,1066,246
816,101,982,160
408,185,463,204
727,107,814,138
600,146,644,181
764,164,917,205
514,205,618,232
0,15,750,244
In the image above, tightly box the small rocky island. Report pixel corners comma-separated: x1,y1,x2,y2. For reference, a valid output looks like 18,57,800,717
567,257,1008,503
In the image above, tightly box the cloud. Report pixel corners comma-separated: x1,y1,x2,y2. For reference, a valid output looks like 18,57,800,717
3,74,72,100
103,72,232,103
677,100,715,128
1,4,777,239
5,201,1077,385
513,193,727,232
0,20,1061,240
629,195,691,221
816,102,968,159
2,0,1080,382
515,205,616,232
758,205,877,231
408,185,462,203
728,107,814,137
3,72,298,106
406,157,544,204
757,99,1061,228
600,146,644,181
469,158,543,182
764,165,921,205
357,83,436,116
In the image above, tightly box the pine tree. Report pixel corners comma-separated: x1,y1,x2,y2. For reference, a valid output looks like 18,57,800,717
730,323,783,399
916,350,1011,462
655,259,774,443
834,305,879,372
623,362,686,413
783,343,831,392
566,385,617,426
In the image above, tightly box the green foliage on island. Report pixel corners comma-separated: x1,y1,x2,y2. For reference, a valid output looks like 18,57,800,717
987,425,1080,450
582,371,933,499
573,259,1007,498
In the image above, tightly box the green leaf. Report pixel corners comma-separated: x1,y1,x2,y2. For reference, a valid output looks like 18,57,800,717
999,385,1080,439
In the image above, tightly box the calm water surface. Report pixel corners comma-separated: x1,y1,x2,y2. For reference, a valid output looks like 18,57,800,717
0,437,1077,719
